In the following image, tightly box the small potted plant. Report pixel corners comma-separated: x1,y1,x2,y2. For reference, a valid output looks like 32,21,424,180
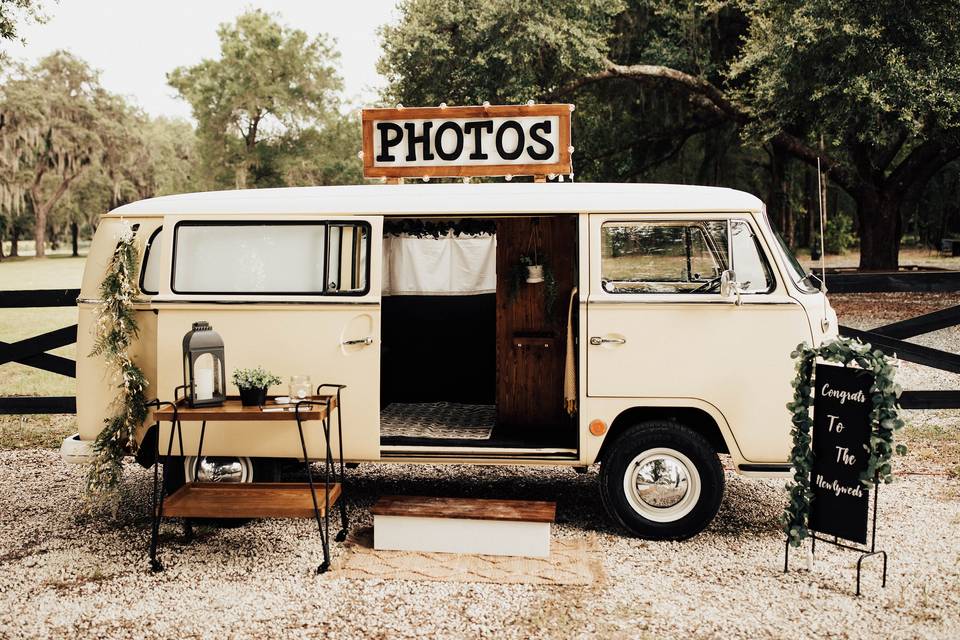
232,366,282,406
520,255,544,283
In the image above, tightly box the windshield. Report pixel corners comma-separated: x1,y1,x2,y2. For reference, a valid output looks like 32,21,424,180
773,229,820,293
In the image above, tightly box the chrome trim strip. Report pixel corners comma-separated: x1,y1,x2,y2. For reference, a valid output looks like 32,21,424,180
587,299,799,306
380,445,578,456
143,299,378,306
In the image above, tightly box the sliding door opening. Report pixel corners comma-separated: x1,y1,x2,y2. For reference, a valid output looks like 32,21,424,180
379,215,578,451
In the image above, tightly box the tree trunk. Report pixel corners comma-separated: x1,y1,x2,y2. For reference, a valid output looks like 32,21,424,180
857,188,902,270
71,221,79,257
10,226,19,257
34,202,47,258
766,146,790,245
802,166,815,248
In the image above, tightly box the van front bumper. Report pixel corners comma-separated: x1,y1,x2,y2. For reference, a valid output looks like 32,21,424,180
60,433,95,465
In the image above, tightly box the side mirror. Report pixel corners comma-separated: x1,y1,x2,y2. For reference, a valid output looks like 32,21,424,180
720,269,742,306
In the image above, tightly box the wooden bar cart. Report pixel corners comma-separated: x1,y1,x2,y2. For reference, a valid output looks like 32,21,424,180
146,384,348,574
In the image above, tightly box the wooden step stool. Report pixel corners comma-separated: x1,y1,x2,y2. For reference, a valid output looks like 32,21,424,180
371,495,556,558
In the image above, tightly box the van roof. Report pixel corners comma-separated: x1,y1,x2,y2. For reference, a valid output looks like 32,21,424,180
107,182,764,217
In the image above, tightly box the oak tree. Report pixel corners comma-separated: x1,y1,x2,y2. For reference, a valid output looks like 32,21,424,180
168,9,343,189
381,0,960,268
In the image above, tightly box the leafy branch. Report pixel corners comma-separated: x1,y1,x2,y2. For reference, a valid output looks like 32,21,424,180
85,224,148,511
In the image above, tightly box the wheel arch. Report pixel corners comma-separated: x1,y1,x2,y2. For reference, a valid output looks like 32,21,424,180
596,405,731,464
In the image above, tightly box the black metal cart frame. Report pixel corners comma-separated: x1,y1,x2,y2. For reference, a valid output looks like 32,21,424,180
147,383,348,574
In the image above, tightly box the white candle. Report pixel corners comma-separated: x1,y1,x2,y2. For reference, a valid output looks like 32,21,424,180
196,368,214,400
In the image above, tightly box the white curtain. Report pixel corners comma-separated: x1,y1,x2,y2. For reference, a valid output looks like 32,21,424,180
383,232,496,296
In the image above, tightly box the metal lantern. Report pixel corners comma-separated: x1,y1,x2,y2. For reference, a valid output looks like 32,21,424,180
182,321,226,407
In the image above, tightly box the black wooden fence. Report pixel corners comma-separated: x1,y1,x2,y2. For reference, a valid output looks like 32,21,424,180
0,276,957,414
0,288,80,414
825,268,960,293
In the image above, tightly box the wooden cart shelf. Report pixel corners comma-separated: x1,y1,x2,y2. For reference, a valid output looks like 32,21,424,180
163,482,342,519
147,384,348,574
154,396,337,422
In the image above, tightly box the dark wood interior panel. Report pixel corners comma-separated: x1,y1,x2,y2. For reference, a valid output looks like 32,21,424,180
495,216,577,429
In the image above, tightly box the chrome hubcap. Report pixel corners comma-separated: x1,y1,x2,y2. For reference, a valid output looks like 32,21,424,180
623,447,701,523
633,455,690,508
184,456,252,483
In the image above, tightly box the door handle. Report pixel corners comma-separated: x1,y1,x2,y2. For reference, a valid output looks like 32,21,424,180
342,336,374,346
589,336,626,346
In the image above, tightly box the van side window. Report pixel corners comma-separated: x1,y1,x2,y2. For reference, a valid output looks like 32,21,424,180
326,223,369,293
140,227,163,295
172,222,370,295
729,220,774,293
600,221,728,293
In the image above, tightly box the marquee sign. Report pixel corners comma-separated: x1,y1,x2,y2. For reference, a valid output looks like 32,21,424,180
361,103,573,179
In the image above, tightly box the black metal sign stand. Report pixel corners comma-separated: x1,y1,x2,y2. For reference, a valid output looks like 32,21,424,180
783,470,888,596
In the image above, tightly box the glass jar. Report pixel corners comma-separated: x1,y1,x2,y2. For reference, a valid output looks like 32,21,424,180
289,375,312,401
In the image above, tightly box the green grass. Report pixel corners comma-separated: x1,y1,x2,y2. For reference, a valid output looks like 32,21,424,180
0,414,78,449
0,256,84,397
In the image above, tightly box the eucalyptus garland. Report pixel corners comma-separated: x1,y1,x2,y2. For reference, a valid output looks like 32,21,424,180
85,224,148,508
783,336,906,547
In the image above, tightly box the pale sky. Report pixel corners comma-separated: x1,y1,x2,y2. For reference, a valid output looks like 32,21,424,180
0,1,401,120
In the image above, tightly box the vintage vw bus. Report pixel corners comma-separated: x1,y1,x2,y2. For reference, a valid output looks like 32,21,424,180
63,182,837,539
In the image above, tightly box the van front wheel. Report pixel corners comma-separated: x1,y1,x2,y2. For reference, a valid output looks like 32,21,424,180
600,422,724,540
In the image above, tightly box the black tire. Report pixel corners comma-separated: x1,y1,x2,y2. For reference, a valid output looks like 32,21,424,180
600,420,724,540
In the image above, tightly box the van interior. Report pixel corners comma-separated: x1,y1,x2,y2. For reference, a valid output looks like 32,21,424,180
380,215,579,452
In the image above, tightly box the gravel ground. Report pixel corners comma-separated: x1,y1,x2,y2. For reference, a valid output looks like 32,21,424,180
0,452,958,639
0,293,958,639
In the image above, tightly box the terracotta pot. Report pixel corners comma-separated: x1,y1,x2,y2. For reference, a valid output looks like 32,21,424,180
239,386,268,406
525,264,544,283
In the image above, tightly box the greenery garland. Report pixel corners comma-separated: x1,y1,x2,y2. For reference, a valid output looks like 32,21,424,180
85,223,148,509
783,336,906,547
383,218,496,238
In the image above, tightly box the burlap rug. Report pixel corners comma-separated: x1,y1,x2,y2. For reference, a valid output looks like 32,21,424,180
334,527,604,585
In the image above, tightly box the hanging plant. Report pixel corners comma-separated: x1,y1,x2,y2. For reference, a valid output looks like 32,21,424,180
506,219,559,315
85,223,149,510
782,337,906,547
509,254,558,315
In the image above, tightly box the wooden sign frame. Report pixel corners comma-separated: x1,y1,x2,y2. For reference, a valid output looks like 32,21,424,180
361,103,572,180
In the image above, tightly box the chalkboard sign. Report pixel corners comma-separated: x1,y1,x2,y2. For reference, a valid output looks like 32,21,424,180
809,364,874,544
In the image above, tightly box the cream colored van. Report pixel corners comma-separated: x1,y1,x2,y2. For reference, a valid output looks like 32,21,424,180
64,182,837,539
